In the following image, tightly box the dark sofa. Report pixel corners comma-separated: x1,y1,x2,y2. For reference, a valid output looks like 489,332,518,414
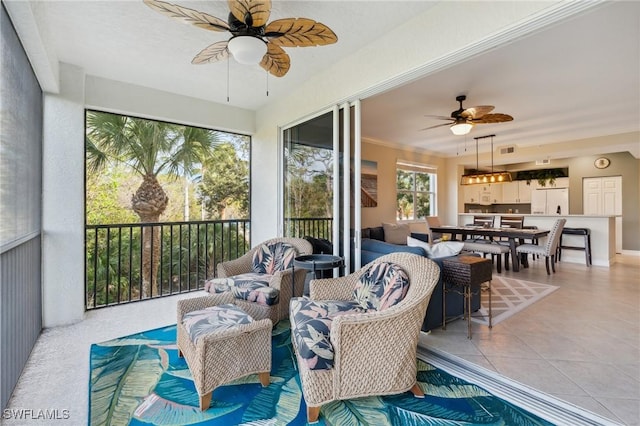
359,226,481,332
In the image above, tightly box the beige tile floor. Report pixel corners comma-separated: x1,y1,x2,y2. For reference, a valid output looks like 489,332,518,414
421,254,640,425
4,255,639,425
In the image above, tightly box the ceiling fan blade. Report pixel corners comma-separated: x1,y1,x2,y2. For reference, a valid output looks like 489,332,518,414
460,105,494,119
424,115,455,121
143,0,230,32
260,43,290,77
265,18,338,47
192,41,230,64
228,0,271,27
420,122,452,131
472,113,514,124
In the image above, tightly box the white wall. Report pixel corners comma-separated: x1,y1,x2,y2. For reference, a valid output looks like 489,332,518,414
42,63,85,327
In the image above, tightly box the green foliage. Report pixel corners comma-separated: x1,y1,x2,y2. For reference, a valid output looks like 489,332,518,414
197,141,250,219
284,144,333,219
396,169,434,220
515,168,568,187
86,167,138,225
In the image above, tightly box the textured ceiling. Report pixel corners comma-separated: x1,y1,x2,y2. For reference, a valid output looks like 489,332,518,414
7,1,640,161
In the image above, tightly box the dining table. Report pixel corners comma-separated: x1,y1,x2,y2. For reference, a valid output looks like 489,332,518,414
430,225,550,272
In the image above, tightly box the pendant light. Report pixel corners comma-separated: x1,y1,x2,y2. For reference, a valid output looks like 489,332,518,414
460,134,512,185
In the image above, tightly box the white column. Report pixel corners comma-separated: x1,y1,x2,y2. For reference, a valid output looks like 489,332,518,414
42,63,85,327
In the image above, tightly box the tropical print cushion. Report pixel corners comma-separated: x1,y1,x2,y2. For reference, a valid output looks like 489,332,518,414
230,277,279,306
182,304,252,344
290,297,364,370
252,242,297,275
204,273,279,306
352,262,409,311
204,277,233,294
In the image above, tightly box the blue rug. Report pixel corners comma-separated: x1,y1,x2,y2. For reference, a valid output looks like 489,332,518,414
89,321,553,425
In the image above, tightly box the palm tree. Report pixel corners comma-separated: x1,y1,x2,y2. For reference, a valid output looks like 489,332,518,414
86,111,219,298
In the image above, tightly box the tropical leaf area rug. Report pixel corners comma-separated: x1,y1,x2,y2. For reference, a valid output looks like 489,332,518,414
472,277,559,326
89,321,554,426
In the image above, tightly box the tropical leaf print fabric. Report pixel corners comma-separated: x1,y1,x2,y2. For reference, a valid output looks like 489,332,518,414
182,304,253,344
352,262,409,311
251,242,297,275
289,298,364,370
204,273,279,306
204,277,233,293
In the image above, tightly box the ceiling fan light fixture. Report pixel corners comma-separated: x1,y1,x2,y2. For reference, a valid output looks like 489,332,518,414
450,121,473,136
227,36,267,65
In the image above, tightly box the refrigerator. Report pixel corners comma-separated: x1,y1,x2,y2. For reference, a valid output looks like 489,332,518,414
531,188,569,215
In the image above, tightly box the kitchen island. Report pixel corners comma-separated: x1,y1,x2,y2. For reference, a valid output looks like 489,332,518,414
458,214,616,267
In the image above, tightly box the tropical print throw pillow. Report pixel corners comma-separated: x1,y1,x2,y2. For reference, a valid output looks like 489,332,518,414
352,262,409,311
252,242,297,275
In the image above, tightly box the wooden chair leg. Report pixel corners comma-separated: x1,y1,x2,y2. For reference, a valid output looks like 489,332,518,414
258,372,270,387
199,392,212,411
307,405,321,423
410,383,425,398
551,255,556,273
496,255,502,273
545,257,551,275
504,253,510,271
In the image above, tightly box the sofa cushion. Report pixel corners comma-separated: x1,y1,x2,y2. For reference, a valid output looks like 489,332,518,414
252,242,297,275
382,222,411,245
182,303,253,344
290,298,364,370
353,262,410,311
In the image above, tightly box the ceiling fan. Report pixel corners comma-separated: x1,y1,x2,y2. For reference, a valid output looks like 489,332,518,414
143,0,338,77
422,95,514,135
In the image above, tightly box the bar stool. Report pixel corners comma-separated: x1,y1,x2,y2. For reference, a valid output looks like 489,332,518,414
557,227,592,266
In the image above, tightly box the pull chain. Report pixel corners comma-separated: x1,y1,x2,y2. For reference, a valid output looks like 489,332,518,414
266,70,269,97
226,59,230,102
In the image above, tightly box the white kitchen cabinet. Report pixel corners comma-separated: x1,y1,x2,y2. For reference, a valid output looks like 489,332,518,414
489,184,502,204
463,184,501,204
501,181,531,203
463,185,480,203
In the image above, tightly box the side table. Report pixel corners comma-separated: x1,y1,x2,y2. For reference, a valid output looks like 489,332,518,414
293,254,344,296
442,255,492,339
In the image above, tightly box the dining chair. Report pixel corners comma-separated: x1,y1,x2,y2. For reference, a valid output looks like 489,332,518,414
425,216,444,244
517,218,566,275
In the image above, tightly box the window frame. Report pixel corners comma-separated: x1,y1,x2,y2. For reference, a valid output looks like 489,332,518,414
396,162,437,222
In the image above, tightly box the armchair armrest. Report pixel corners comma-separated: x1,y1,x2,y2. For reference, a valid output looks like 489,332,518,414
217,251,254,277
309,272,362,301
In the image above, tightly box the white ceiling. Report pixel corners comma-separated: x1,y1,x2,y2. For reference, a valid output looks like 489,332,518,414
7,1,640,162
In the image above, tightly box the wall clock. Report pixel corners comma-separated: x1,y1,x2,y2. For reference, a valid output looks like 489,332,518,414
594,157,610,169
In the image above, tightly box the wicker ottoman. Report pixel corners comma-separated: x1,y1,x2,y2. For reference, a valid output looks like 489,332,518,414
177,298,272,410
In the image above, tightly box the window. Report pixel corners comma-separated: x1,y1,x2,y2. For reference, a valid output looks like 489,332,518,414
396,162,436,220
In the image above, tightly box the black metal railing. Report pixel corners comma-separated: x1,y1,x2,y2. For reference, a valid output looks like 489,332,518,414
284,217,333,240
85,219,250,310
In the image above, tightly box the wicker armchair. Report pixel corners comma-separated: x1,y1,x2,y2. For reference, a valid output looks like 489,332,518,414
290,252,440,423
206,237,312,324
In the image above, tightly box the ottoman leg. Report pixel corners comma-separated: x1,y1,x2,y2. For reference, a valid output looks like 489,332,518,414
307,406,321,423
259,372,270,387
199,392,212,411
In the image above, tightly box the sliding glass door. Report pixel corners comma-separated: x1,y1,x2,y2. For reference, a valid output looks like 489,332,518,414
280,102,361,272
